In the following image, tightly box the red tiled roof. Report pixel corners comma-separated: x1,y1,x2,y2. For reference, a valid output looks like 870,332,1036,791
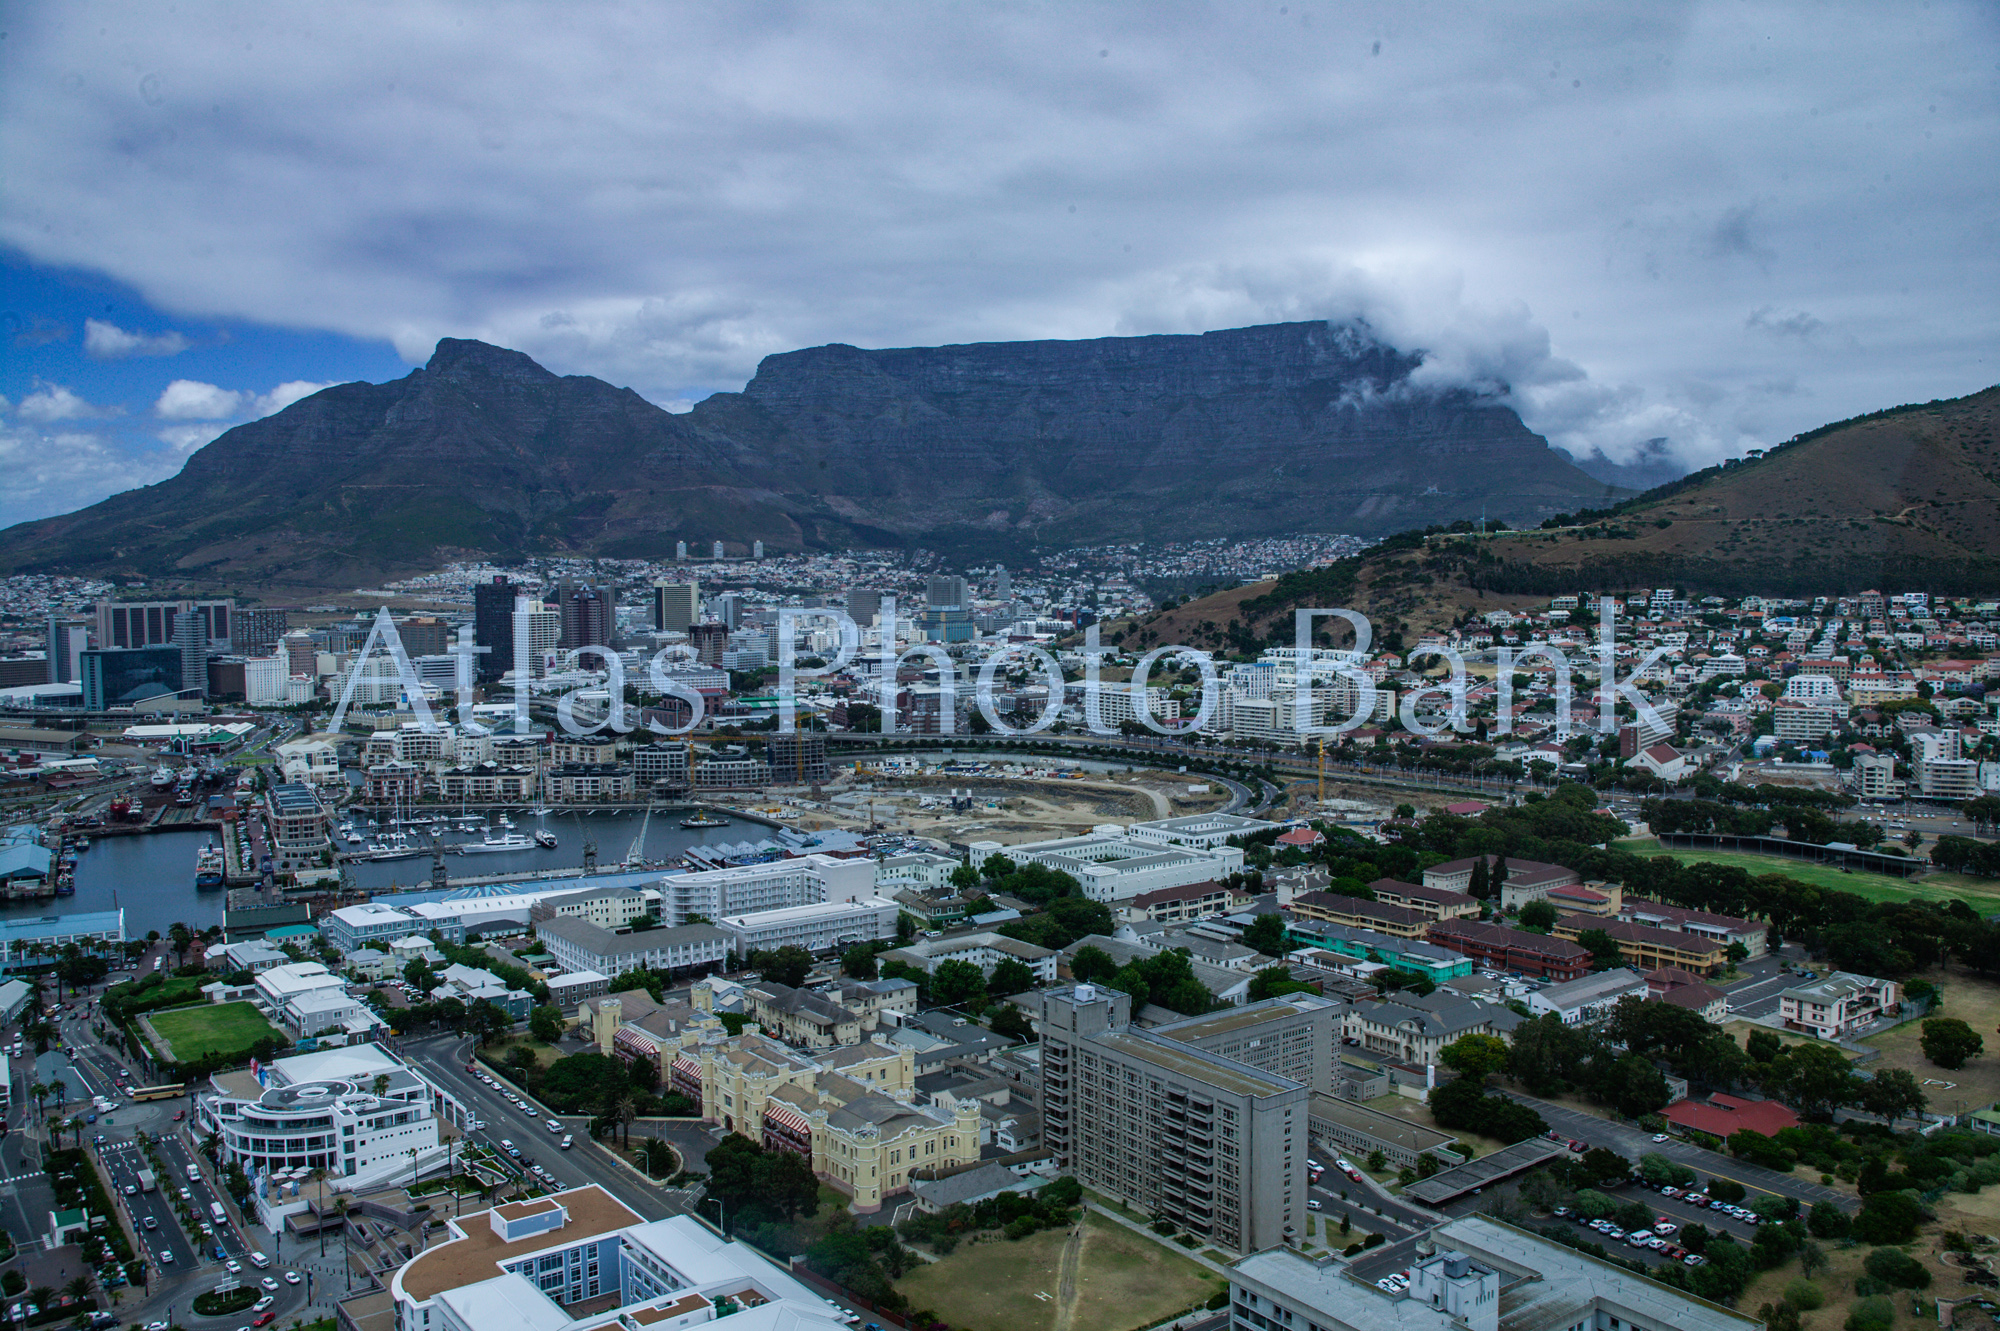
1275,829,1325,847
1662,1094,1798,1140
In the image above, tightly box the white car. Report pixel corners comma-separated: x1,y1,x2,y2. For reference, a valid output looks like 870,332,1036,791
284,1272,302,1285
260,1278,280,1292
226,1260,242,1274
1376,1279,1399,1293
253,1297,275,1313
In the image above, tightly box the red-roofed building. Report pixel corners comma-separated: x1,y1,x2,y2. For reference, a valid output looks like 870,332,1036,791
1663,1093,1798,1140
1630,743,1690,783
1275,827,1325,849
1442,801,1489,817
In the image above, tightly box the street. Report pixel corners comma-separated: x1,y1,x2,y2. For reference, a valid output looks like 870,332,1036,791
1506,1093,1855,1213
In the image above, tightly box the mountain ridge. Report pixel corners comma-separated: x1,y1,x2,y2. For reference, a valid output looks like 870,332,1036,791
1108,384,2000,655
0,322,1633,589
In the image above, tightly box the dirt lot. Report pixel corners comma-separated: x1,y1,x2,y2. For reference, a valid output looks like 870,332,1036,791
1861,967,2000,1121
895,1211,1222,1331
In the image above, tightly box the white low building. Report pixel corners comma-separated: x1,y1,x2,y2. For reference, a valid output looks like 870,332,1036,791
968,826,1243,902
1526,970,1648,1026
716,896,901,956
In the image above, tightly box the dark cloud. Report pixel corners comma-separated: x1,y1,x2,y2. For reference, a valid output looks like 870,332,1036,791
0,1,1994,475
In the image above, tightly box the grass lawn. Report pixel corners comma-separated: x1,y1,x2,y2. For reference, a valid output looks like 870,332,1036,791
1619,835,2000,909
896,1212,1221,1331
1861,966,2000,1120
148,1000,284,1062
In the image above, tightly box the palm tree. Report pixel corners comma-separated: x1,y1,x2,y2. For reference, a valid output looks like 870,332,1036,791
309,1167,329,1255
168,923,192,969
28,1081,47,1118
333,1197,353,1291
611,1092,638,1148
60,1274,94,1311
372,1074,391,1098
27,1286,55,1315
49,1076,67,1110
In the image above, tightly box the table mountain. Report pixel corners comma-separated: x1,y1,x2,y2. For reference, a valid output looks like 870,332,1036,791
0,321,1630,588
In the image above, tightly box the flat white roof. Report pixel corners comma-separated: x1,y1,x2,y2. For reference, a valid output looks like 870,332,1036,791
719,896,898,927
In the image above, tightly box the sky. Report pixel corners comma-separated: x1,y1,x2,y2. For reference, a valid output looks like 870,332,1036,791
1,1,1995,531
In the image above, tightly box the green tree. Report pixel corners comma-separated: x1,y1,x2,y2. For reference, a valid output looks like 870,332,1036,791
1438,1033,1511,1082
1766,1042,1860,1120
989,1004,1034,1043
1070,944,1119,984
929,959,988,1011
403,959,435,992
608,969,664,1002
1247,965,1314,1002
1921,1016,1983,1069
1240,913,1289,957
987,957,1038,997
1516,900,1559,932
1856,1067,1928,1129
841,945,879,981
1575,929,1624,970
749,945,815,989
529,1005,565,1045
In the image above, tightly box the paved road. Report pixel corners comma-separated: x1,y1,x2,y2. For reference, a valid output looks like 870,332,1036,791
399,1032,715,1223
1507,1093,1855,1212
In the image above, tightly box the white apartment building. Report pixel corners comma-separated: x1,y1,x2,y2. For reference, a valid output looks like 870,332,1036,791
325,902,426,954
716,896,901,956
655,853,873,926
1855,751,1903,800
1780,972,1901,1038
244,655,290,705
1773,700,1841,744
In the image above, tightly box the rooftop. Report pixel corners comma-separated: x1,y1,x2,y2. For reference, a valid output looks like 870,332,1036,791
395,1186,643,1302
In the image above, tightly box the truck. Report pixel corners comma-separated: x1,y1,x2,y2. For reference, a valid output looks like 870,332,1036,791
137,1169,157,1192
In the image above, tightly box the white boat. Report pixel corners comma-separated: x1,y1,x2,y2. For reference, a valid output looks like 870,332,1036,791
150,767,176,788
497,814,516,830
344,830,364,846
534,830,557,849
459,832,535,854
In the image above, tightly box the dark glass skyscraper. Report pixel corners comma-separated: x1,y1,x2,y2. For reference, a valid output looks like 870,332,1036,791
472,576,515,682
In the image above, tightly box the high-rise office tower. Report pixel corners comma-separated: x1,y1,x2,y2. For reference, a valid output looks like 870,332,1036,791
558,584,613,651
752,540,764,560
993,566,1011,600
95,598,234,651
472,576,515,682
711,540,725,560
173,607,209,699
712,592,744,632
45,618,89,684
926,575,969,609
847,589,883,628
653,581,699,632
675,540,688,560
234,607,290,655
689,623,730,666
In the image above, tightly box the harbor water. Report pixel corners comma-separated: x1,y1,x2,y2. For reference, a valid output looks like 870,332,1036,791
1,809,768,939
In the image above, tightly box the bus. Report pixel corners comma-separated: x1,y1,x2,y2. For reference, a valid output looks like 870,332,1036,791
129,1084,189,1102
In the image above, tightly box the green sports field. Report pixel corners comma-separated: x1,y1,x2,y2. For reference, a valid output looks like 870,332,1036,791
1617,837,2000,907
147,1001,285,1063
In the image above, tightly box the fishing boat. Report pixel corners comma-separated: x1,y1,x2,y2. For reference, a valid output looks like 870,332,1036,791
680,812,730,829
460,831,535,854
150,766,176,788
195,842,227,890
533,830,558,849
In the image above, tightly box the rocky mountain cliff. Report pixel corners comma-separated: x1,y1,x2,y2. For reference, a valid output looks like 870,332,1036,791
0,321,1628,588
